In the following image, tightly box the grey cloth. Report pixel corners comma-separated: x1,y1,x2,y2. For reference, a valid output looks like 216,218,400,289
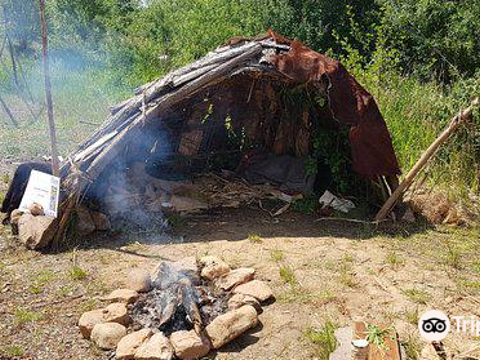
242,155,315,194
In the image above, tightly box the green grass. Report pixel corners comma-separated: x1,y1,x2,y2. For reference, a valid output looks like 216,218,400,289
68,266,88,280
270,249,285,262
402,288,430,304
405,308,419,325
29,270,55,294
13,307,43,324
279,265,297,288
385,252,404,267
247,233,262,244
0,345,25,357
400,334,422,360
339,254,358,287
306,321,338,360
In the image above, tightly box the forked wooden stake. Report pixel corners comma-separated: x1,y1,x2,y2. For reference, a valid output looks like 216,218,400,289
375,97,479,221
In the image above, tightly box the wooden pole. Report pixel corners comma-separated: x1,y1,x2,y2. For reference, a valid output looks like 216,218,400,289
375,97,479,221
39,0,60,176
0,89,18,127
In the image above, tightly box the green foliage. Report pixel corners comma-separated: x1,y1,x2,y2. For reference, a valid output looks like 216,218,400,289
68,266,88,280
13,307,43,324
306,321,338,360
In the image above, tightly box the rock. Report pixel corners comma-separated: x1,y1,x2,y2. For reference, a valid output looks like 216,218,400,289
91,211,111,231
216,268,255,290
170,330,210,360
18,213,57,250
232,280,273,302
227,294,262,313
199,256,230,281
126,268,152,293
28,202,44,216
76,207,96,236
116,328,152,360
101,289,139,304
78,309,105,338
78,303,129,339
91,322,127,350
402,207,416,223
104,302,130,325
135,332,174,360
10,209,23,225
205,305,258,349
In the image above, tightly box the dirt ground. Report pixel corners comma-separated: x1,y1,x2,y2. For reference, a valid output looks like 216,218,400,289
1,163,480,360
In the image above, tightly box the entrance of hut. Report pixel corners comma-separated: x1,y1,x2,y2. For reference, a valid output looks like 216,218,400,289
86,73,365,228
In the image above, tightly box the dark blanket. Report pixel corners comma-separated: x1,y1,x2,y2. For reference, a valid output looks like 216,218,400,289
241,155,315,194
1,162,52,224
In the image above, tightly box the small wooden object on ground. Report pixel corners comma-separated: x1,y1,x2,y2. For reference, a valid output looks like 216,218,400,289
353,322,401,360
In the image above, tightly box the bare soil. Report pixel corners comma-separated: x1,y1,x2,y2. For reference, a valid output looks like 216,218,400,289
1,162,480,360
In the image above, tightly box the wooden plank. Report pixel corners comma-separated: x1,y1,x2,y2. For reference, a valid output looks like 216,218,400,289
354,322,401,360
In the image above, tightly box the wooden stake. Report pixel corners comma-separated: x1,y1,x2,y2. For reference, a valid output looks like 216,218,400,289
39,0,60,176
375,98,479,221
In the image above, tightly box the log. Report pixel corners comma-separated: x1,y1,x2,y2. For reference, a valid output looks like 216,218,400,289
375,98,479,221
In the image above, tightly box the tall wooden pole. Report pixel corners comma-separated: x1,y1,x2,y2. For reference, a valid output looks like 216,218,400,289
39,0,60,176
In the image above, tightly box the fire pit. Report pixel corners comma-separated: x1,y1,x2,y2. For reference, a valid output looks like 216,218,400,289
78,256,273,360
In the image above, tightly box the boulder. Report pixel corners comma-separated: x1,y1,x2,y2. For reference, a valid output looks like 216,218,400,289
135,332,174,360
227,294,262,313
91,211,111,231
78,303,129,339
101,289,139,304
126,268,152,293
91,322,127,350
216,268,255,290
116,328,152,360
233,280,273,302
199,256,230,281
78,309,105,338
18,213,57,250
205,305,258,349
104,302,130,325
170,330,210,360
76,206,96,236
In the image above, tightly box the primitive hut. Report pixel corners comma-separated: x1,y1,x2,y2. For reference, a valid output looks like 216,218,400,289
57,31,400,235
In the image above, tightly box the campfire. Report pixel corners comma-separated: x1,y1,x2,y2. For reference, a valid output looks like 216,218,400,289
78,256,273,360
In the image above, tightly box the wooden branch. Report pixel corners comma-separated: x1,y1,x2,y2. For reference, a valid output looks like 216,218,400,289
39,0,60,176
375,98,479,221
0,89,18,127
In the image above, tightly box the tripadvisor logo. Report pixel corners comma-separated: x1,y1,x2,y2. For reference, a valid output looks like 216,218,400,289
418,310,450,341
419,310,480,341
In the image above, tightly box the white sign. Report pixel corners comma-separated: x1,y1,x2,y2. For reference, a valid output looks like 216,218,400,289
19,170,60,218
